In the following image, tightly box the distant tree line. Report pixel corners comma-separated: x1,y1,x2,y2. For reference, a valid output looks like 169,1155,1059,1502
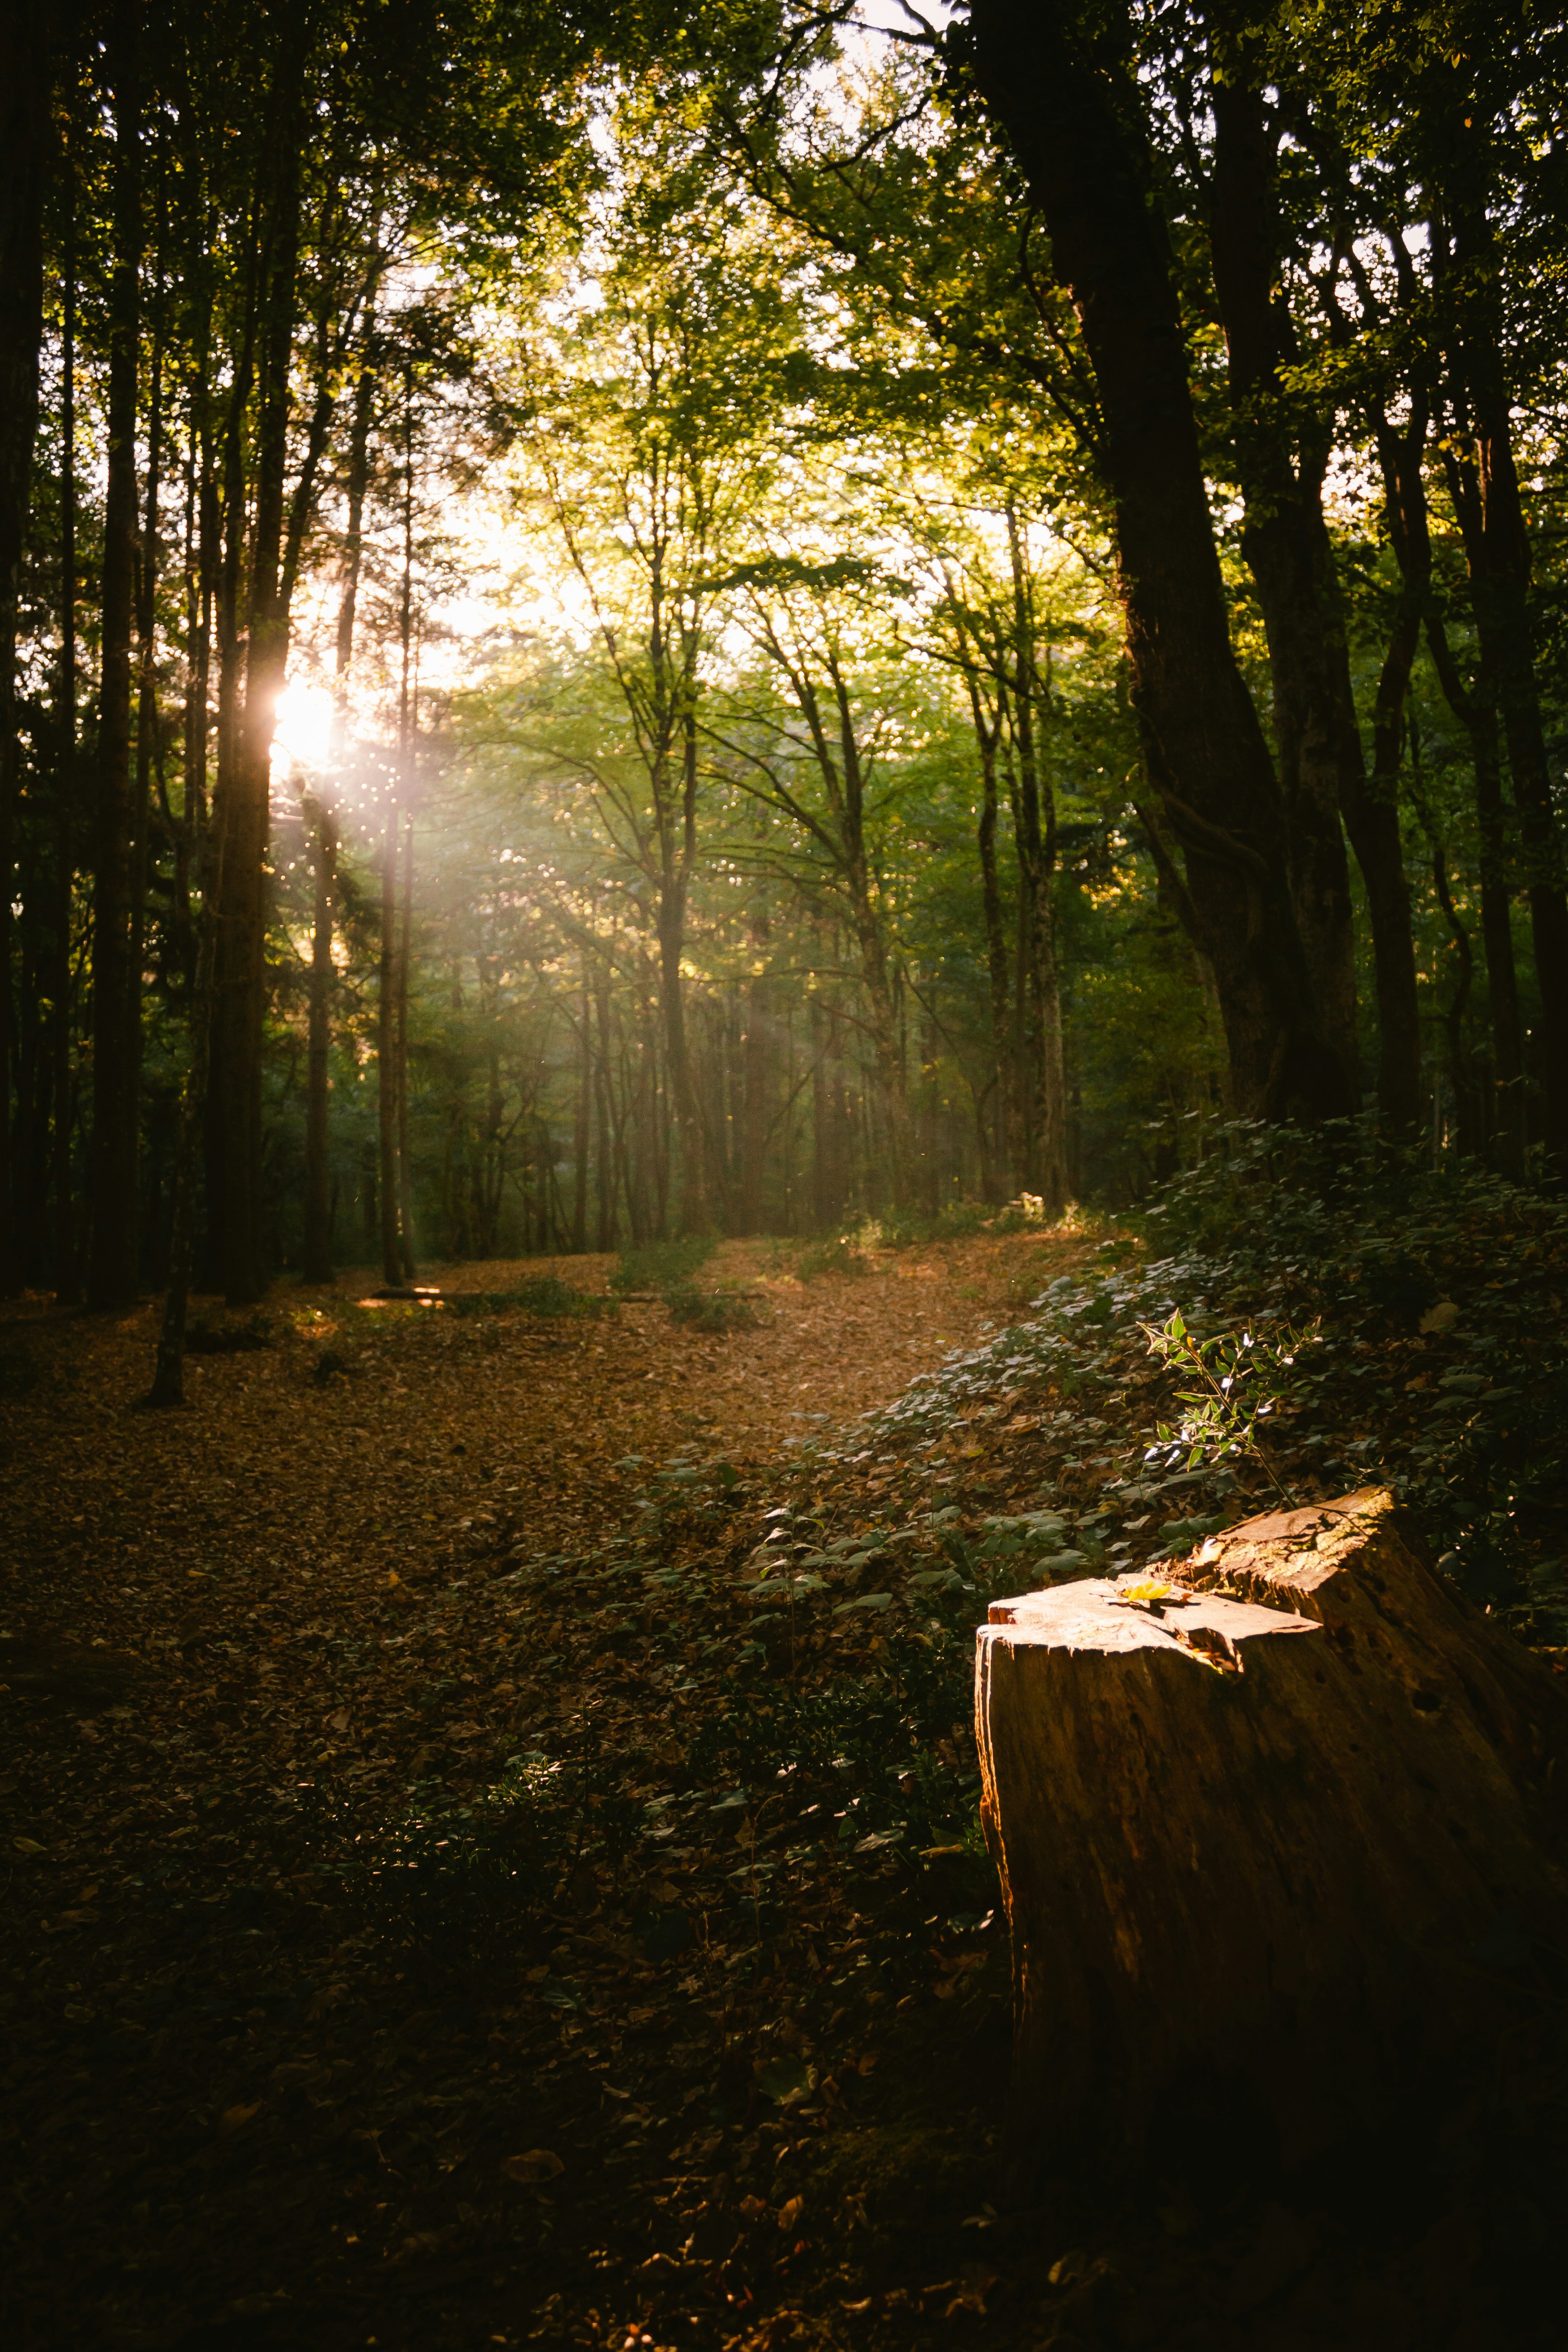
2,1,1566,1364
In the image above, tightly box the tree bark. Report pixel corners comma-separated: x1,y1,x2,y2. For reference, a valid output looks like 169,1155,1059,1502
302,345,375,1282
377,799,402,1287
1368,396,1523,1166
593,974,617,1251
125,242,165,1250
215,122,303,1305
964,0,1352,1121
978,1489,1568,2177
87,6,144,1308
965,668,1013,1199
657,711,708,1233
1442,170,1568,1170
1000,532,1069,1211
395,807,416,1276
52,152,80,1304
147,810,223,1406
0,9,49,1294
1422,487,1528,1174
740,916,770,1233
1205,67,1371,1109
301,799,337,1281
572,965,590,1251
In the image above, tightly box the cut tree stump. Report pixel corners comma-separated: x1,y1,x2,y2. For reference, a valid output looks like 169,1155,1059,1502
975,1487,1568,2176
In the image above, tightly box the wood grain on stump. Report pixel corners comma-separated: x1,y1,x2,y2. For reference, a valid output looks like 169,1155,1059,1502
976,1488,1568,2175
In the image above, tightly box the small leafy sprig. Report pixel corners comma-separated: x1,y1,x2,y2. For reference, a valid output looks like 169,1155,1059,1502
1138,1311,1321,1506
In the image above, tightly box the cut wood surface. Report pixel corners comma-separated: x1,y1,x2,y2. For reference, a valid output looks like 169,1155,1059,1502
977,1488,1568,2176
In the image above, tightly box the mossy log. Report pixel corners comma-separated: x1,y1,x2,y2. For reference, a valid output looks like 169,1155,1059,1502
975,1488,1568,2175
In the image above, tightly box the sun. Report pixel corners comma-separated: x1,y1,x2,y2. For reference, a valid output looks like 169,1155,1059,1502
272,680,339,776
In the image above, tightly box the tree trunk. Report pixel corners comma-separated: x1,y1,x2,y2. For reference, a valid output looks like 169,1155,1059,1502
1001,559,1068,1215
0,10,49,1294
978,1489,1568,2177
125,255,164,1243
740,916,770,1234
1206,69,1370,1109
87,9,143,1308
395,807,416,1275
1422,539,1528,1175
1361,557,1425,1133
218,126,302,1306
593,976,617,1251
965,0,1351,1121
52,163,80,1304
969,677,1013,1200
377,800,401,1286
1411,750,1479,1154
147,810,224,1406
1444,177,1568,1170
301,800,336,1281
1374,404,1525,1168
572,966,590,1251
301,343,374,1282
655,711,708,1234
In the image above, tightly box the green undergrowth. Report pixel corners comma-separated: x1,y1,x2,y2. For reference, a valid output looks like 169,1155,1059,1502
664,1277,766,1331
611,1235,766,1330
438,1273,607,1319
610,1236,717,1294
808,1117,1568,1635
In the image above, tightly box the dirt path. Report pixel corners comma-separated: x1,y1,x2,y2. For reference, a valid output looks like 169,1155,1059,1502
0,1233,1072,2352
2,1235,1050,1635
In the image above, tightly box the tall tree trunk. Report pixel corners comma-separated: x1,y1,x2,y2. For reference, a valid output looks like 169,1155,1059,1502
1373,397,1525,1169
0,11,49,1293
1442,187,1568,1169
1409,716,1478,1156
301,799,336,1280
572,966,590,1251
203,232,259,1296
1002,535,1069,1212
222,126,303,1304
88,7,143,1308
593,976,616,1252
1421,493,1528,1176
965,0,1352,1120
301,347,374,1282
966,672,1013,1200
740,917,770,1234
1205,64,1371,1109
395,807,416,1276
147,809,222,1405
125,245,164,1240
811,992,834,1230
379,373,418,1280
53,160,80,1304
377,799,401,1285
656,713,707,1232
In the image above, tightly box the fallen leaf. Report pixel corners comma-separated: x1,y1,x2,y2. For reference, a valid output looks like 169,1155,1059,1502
502,2149,564,2184
220,2102,262,2133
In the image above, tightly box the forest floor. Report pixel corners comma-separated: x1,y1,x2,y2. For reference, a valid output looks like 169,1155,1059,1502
2,1224,1563,2351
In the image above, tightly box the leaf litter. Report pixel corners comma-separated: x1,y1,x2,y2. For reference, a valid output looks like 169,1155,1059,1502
3,1188,1567,2350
